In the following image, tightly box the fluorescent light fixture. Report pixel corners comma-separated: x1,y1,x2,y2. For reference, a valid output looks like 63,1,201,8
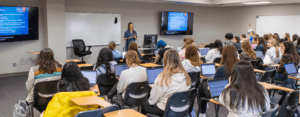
242,1,271,5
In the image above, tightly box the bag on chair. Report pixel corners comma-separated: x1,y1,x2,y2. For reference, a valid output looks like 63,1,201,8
13,100,32,117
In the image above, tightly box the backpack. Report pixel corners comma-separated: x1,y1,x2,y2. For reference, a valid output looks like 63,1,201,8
13,100,33,117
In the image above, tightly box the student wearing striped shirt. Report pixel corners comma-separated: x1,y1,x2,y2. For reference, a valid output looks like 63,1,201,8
94,48,117,77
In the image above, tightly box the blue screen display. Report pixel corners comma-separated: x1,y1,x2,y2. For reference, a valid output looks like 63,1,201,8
208,79,228,97
147,68,163,84
284,63,297,74
81,71,97,84
115,65,129,76
0,6,29,36
167,12,188,31
201,64,216,75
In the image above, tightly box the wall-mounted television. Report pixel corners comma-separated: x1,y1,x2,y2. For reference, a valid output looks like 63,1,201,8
160,11,194,35
0,6,38,42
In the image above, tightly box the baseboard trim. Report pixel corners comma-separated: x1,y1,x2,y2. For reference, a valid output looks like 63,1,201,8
0,71,28,78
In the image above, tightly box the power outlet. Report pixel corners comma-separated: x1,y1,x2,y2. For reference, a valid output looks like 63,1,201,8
12,63,17,67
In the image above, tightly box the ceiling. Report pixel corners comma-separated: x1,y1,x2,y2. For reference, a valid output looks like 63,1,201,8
118,0,300,7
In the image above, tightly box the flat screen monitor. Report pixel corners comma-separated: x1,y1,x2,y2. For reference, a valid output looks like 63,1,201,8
143,34,158,47
0,6,39,42
160,11,194,35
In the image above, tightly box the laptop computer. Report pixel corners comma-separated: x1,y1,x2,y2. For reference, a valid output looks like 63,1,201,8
81,71,97,85
121,52,127,60
199,48,209,57
114,64,129,76
284,63,298,76
207,79,229,101
146,68,164,84
255,51,264,59
201,63,216,79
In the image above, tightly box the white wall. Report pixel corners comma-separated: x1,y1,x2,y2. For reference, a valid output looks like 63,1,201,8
0,0,44,74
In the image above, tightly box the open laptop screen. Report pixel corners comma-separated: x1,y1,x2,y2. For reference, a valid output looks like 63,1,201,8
208,79,229,98
122,52,127,60
284,63,297,75
147,68,164,84
115,64,129,76
255,51,264,58
200,48,209,56
201,64,216,75
81,71,97,84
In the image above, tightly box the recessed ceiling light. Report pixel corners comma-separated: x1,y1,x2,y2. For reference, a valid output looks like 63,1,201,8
242,1,271,5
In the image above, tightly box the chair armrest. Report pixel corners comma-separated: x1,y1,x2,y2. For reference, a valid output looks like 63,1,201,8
112,99,124,109
146,113,161,117
117,93,124,102
87,46,92,51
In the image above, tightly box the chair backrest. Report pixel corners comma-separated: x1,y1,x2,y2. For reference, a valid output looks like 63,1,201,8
72,39,86,52
251,60,259,68
75,104,119,117
163,88,197,117
97,74,118,96
277,90,300,117
259,69,276,83
213,57,222,63
124,81,150,107
188,72,200,88
143,55,154,63
197,79,212,100
33,80,59,111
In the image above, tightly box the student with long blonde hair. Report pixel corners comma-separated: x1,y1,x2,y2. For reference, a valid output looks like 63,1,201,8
266,39,282,64
141,49,191,116
182,44,203,73
241,41,256,60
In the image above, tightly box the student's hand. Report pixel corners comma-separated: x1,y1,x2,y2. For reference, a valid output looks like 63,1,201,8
134,35,137,38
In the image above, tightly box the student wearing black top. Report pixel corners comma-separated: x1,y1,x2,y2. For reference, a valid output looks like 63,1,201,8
255,37,267,55
154,40,169,65
224,33,233,45
232,36,242,51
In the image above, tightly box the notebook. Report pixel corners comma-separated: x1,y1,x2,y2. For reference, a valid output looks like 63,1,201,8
81,71,97,85
114,64,129,76
200,48,209,57
201,63,216,79
284,63,298,76
146,68,164,84
207,78,229,98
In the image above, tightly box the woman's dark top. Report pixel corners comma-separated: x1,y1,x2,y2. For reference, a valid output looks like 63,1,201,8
213,65,230,79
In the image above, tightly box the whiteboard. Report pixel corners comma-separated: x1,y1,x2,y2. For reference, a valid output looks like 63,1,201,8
256,15,300,38
65,12,121,47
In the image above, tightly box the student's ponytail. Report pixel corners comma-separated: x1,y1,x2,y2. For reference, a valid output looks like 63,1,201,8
275,46,280,58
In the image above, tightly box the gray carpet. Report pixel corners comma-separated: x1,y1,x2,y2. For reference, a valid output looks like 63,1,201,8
0,75,297,117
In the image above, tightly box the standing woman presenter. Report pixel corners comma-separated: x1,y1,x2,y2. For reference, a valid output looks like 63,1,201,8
124,22,137,51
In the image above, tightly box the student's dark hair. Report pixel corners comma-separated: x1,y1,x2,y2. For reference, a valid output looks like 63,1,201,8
95,48,114,77
279,39,285,44
127,22,136,34
129,41,138,51
283,41,300,65
234,36,240,43
241,34,246,38
37,48,62,73
258,37,267,53
222,61,268,112
278,54,295,74
263,34,269,41
225,33,233,40
213,40,223,54
274,33,280,39
298,38,300,46
58,62,90,92
292,34,298,42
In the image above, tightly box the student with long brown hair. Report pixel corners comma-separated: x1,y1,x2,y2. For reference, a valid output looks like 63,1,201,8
256,37,268,55
128,41,142,59
266,39,282,64
179,38,200,61
214,44,239,79
182,44,203,73
292,34,298,47
25,48,62,103
241,41,256,60
263,34,269,45
108,41,121,59
271,35,280,45
124,22,137,51
284,33,291,41
141,49,191,116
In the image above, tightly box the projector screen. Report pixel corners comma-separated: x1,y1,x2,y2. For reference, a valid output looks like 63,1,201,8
0,6,38,42
160,11,194,35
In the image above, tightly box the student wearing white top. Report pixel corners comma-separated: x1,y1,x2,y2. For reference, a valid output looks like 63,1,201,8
179,38,201,61
94,48,117,77
117,50,148,97
219,61,270,117
205,40,222,63
265,39,282,64
141,49,191,116
182,45,202,73
292,34,298,47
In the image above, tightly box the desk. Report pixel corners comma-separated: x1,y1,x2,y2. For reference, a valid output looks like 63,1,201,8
138,48,156,51
140,63,161,67
78,63,93,68
65,59,80,62
263,64,280,67
103,109,147,117
27,51,40,55
254,69,266,73
71,96,111,108
141,53,145,56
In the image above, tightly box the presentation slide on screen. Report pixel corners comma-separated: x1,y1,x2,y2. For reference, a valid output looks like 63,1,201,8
0,7,29,36
168,12,188,31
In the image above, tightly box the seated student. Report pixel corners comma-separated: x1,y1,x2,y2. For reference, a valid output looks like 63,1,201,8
292,34,298,47
205,40,222,63
263,34,269,46
108,41,121,59
256,37,268,55
279,39,286,53
271,35,280,45
182,44,203,73
127,41,142,60
179,38,201,61
284,33,291,41
42,62,98,117
141,49,191,116
241,34,249,43
214,44,239,79
249,31,255,43
117,50,148,97
224,33,233,45
94,48,117,77
296,38,300,55
240,41,256,61
181,37,190,49
154,40,170,65
25,48,62,103
274,33,280,39
252,34,259,44
219,61,270,117
233,36,242,51
265,39,282,64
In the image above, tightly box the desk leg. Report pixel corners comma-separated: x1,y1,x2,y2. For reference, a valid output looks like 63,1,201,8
214,104,220,117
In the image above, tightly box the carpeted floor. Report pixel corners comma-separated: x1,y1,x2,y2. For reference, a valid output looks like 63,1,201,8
0,75,297,117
